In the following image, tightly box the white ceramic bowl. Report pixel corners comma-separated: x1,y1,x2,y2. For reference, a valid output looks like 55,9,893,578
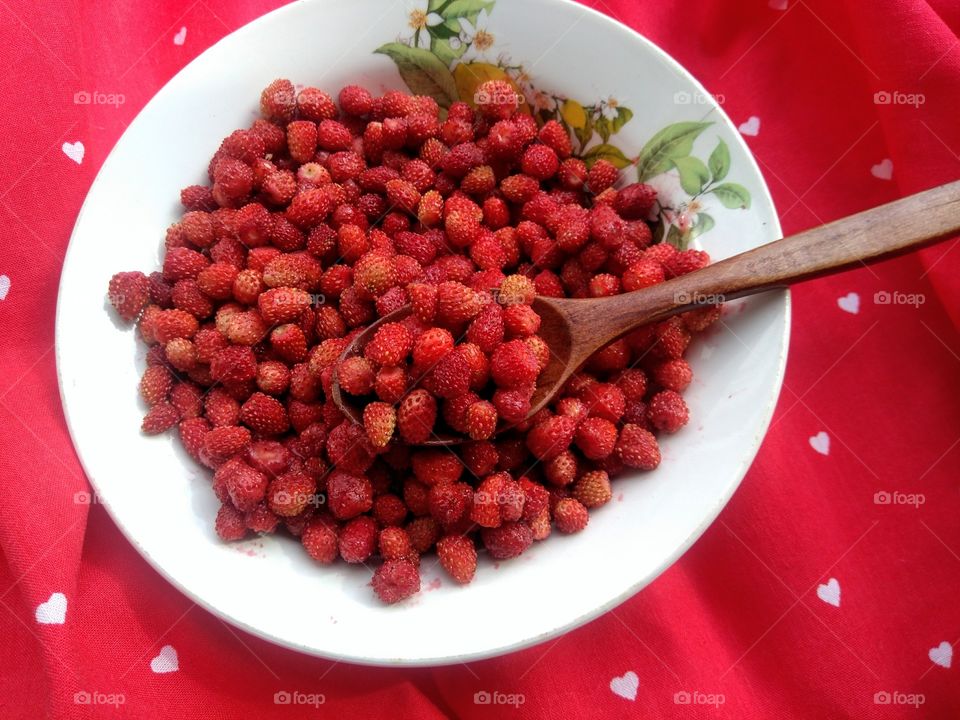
57,0,787,665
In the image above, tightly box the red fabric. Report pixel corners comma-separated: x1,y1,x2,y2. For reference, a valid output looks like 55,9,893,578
1,0,958,717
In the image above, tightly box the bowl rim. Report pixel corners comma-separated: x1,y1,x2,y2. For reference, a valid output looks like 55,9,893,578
55,0,790,666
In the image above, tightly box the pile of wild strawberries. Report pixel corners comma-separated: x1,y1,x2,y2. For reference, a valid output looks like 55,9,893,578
108,78,718,604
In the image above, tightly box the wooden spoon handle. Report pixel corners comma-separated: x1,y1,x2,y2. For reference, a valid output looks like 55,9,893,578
596,179,960,336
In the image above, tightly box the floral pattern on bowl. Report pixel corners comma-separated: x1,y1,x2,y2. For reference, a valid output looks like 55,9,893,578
376,0,751,249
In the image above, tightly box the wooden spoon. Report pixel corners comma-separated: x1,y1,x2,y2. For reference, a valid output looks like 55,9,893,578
333,179,960,445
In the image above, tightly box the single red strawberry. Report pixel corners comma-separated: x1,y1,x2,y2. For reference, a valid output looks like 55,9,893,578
363,401,396,448
436,535,477,584
371,559,420,604
397,389,437,444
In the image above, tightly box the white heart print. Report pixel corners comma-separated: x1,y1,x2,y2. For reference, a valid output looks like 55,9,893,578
809,431,830,456
817,578,841,607
0,275,10,301
609,670,639,701
837,292,860,314
738,116,760,137
150,644,179,673
35,592,67,624
929,641,952,669
871,159,893,180
62,141,84,165
173,27,187,45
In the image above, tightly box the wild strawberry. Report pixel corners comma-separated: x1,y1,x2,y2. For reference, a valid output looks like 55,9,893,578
475,79,519,120
461,165,496,195
526,415,576,461
359,323,410,367
435,281,481,326
239,392,289,435
337,356,375,395
163,247,209,282
215,503,248,541
403,517,437,553
572,470,612,508
284,120,316,163
428,481,472,528
172,279,214,318
665,249,710,277
106,271,151,322
212,157,254,204
181,185,216,212
553,497,588,533
491,339,539,388
498,173,537,203
260,79,296,122
436,535,477,584
521,144,560,180
301,517,338,563
373,494,409,527
653,359,693,392
502,304,540,337
614,183,658,220
379,526,416,563
325,469,373,520
537,120,572,158
296,86,337,121
331,516,374,565
541,450,574,487
210,346,257,384
338,85,373,117
425,351,471,399
462,441,499,477
651,318,691,361
397,389,437,444
616,424,661,469
492,387,533,424
200,426,252,467
375,365,408,403
410,450,463,487
178,417,209,460
412,327,454,369
257,287,311,324
139,365,173,406
152,309,199,343
444,210,481,248
578,382,624,423
164,338,197,372
142,402,179,434
574,417,618,459
481,521,533,559
352,251,396,299
316,119,353,151
465,401,497,440
326,420,375,473
371,559,420,604
622,259,665,292
363,401,396,448
406,282,437,323
586,159,618,194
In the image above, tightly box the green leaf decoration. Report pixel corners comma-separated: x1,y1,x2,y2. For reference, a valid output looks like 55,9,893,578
612,107,633,134
595,116,613,143
708,138,730,183
635,121,712,182
710,182,752,209
582,143,632,169
665,223,684,249
429,0,495,25
689,212,715,240
673,156,710,195
375,43,460,107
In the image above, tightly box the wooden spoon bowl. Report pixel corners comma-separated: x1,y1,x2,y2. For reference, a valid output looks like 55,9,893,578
333,180,960,446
